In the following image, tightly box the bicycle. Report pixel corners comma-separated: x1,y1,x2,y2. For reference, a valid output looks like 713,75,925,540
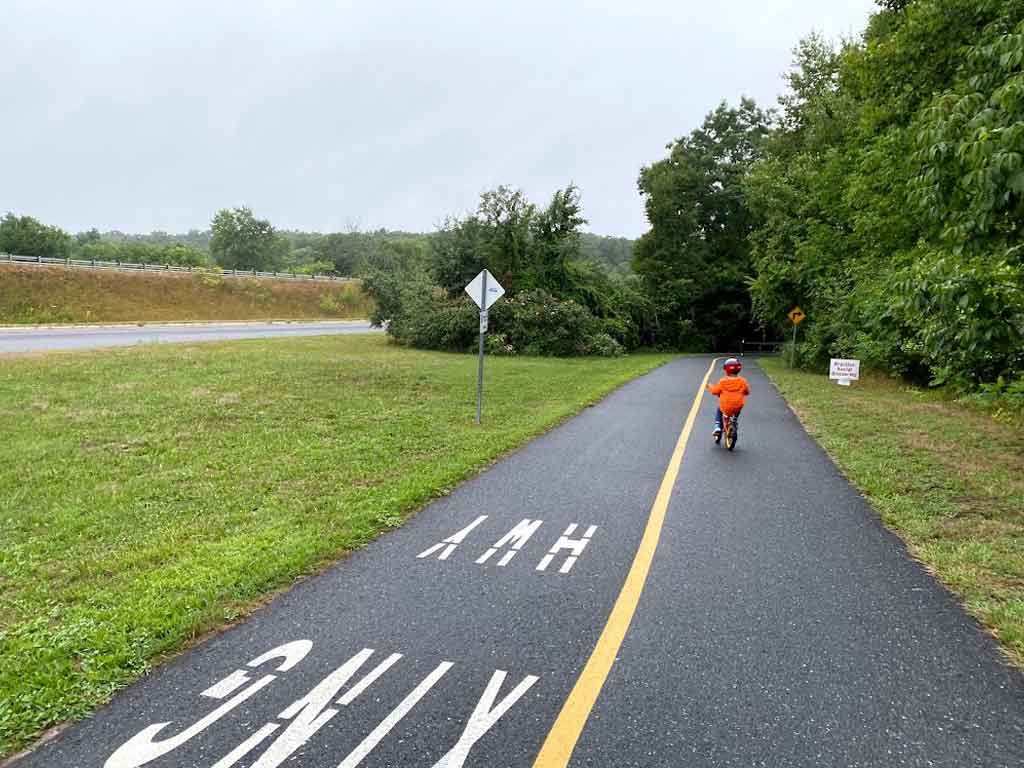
714,412,739,451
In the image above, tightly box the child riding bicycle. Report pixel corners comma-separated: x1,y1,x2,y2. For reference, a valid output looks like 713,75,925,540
706,357,750,439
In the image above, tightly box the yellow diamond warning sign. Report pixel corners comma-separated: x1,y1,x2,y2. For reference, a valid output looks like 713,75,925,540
788,306,806,325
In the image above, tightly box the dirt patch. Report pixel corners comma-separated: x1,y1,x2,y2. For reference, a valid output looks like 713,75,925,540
80,438,148,453
907,401,955,414
907,399,1013,442
0,350,58,361
936,516,1024,540
216,393,241,406
988,575,1024,591
903,429,1024,488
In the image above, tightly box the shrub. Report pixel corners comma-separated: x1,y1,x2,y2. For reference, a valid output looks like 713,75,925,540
384,285,624,357
319,293,341,314
581,332,625,357
488,290,602,356
386,276,478,351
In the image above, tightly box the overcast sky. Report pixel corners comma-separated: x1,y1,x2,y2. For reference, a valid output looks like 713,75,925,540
2,1,877,238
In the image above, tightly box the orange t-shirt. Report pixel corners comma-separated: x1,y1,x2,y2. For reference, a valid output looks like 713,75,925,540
709,375,750,416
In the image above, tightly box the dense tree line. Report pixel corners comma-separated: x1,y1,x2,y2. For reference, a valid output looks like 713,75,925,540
747,0,1024,392
637,0,1024,393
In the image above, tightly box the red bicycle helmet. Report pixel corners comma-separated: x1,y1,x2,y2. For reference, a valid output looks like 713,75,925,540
723,357,742,374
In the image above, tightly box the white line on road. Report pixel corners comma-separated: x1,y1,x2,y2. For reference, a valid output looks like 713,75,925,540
417,515,489,560
336,661,454,768
476,519,544,566
536,524,598,574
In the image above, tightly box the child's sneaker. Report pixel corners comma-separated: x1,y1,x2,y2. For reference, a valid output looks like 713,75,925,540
712,426,722,438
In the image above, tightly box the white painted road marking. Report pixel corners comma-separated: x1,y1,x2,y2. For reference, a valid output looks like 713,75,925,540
104,675,276,768
431,670,539,768
476,519,544,566
104,640,313,768
337,652,403,706
418,515,489,560
210,724,279,768
201,669,252,700
106,638,540,768
536,524,598,574
420,517,599,573
336,661,454,768
250,649,377,768
247,639,315,671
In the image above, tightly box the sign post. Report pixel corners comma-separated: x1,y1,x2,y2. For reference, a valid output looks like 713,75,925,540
475,271,487,424
787,306,806,367
464,269,506,424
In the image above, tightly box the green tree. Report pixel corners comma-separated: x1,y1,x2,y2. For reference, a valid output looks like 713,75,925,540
634,99,771,350
525,185,587,294
431,214,487,295
476,186,536,290
429,184,586,298
75,228,102,248
0,214,73,258
876,0,912,11
746,0,1024,389
314,232,376,275
162,243,209,267
897,5,1024,385
209,207,290,271
578,234,635,275
745,35,867,360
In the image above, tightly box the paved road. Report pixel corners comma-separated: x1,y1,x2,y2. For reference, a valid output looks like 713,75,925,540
0,321,380,353
14,358,1024,768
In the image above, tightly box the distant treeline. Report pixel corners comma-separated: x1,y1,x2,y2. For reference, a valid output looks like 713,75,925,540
0,211,634,279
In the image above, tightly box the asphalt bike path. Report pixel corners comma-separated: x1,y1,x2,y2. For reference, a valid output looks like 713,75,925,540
571,362,1024,766
0,321,379,353
14,358,1024,767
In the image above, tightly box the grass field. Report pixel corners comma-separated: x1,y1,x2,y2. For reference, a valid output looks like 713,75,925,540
0,335,672,757
0,264,372,324
760,357,1024,667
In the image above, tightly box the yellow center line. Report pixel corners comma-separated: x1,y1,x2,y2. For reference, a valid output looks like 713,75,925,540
532,357,718,767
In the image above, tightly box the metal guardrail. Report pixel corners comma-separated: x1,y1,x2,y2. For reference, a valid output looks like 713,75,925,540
740,339,784,355
0,252,353,283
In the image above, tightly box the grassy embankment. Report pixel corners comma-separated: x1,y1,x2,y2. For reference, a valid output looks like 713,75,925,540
760,357,1024,667
0,334,673,757
0,264,372,324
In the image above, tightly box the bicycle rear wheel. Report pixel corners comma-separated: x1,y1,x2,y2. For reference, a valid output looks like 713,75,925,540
725,422,737,451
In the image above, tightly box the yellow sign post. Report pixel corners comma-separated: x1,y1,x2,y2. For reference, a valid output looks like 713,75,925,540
787,306,806,367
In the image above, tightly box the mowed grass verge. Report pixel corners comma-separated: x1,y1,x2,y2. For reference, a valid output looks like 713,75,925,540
0,335,673,757
760,357,1024,667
